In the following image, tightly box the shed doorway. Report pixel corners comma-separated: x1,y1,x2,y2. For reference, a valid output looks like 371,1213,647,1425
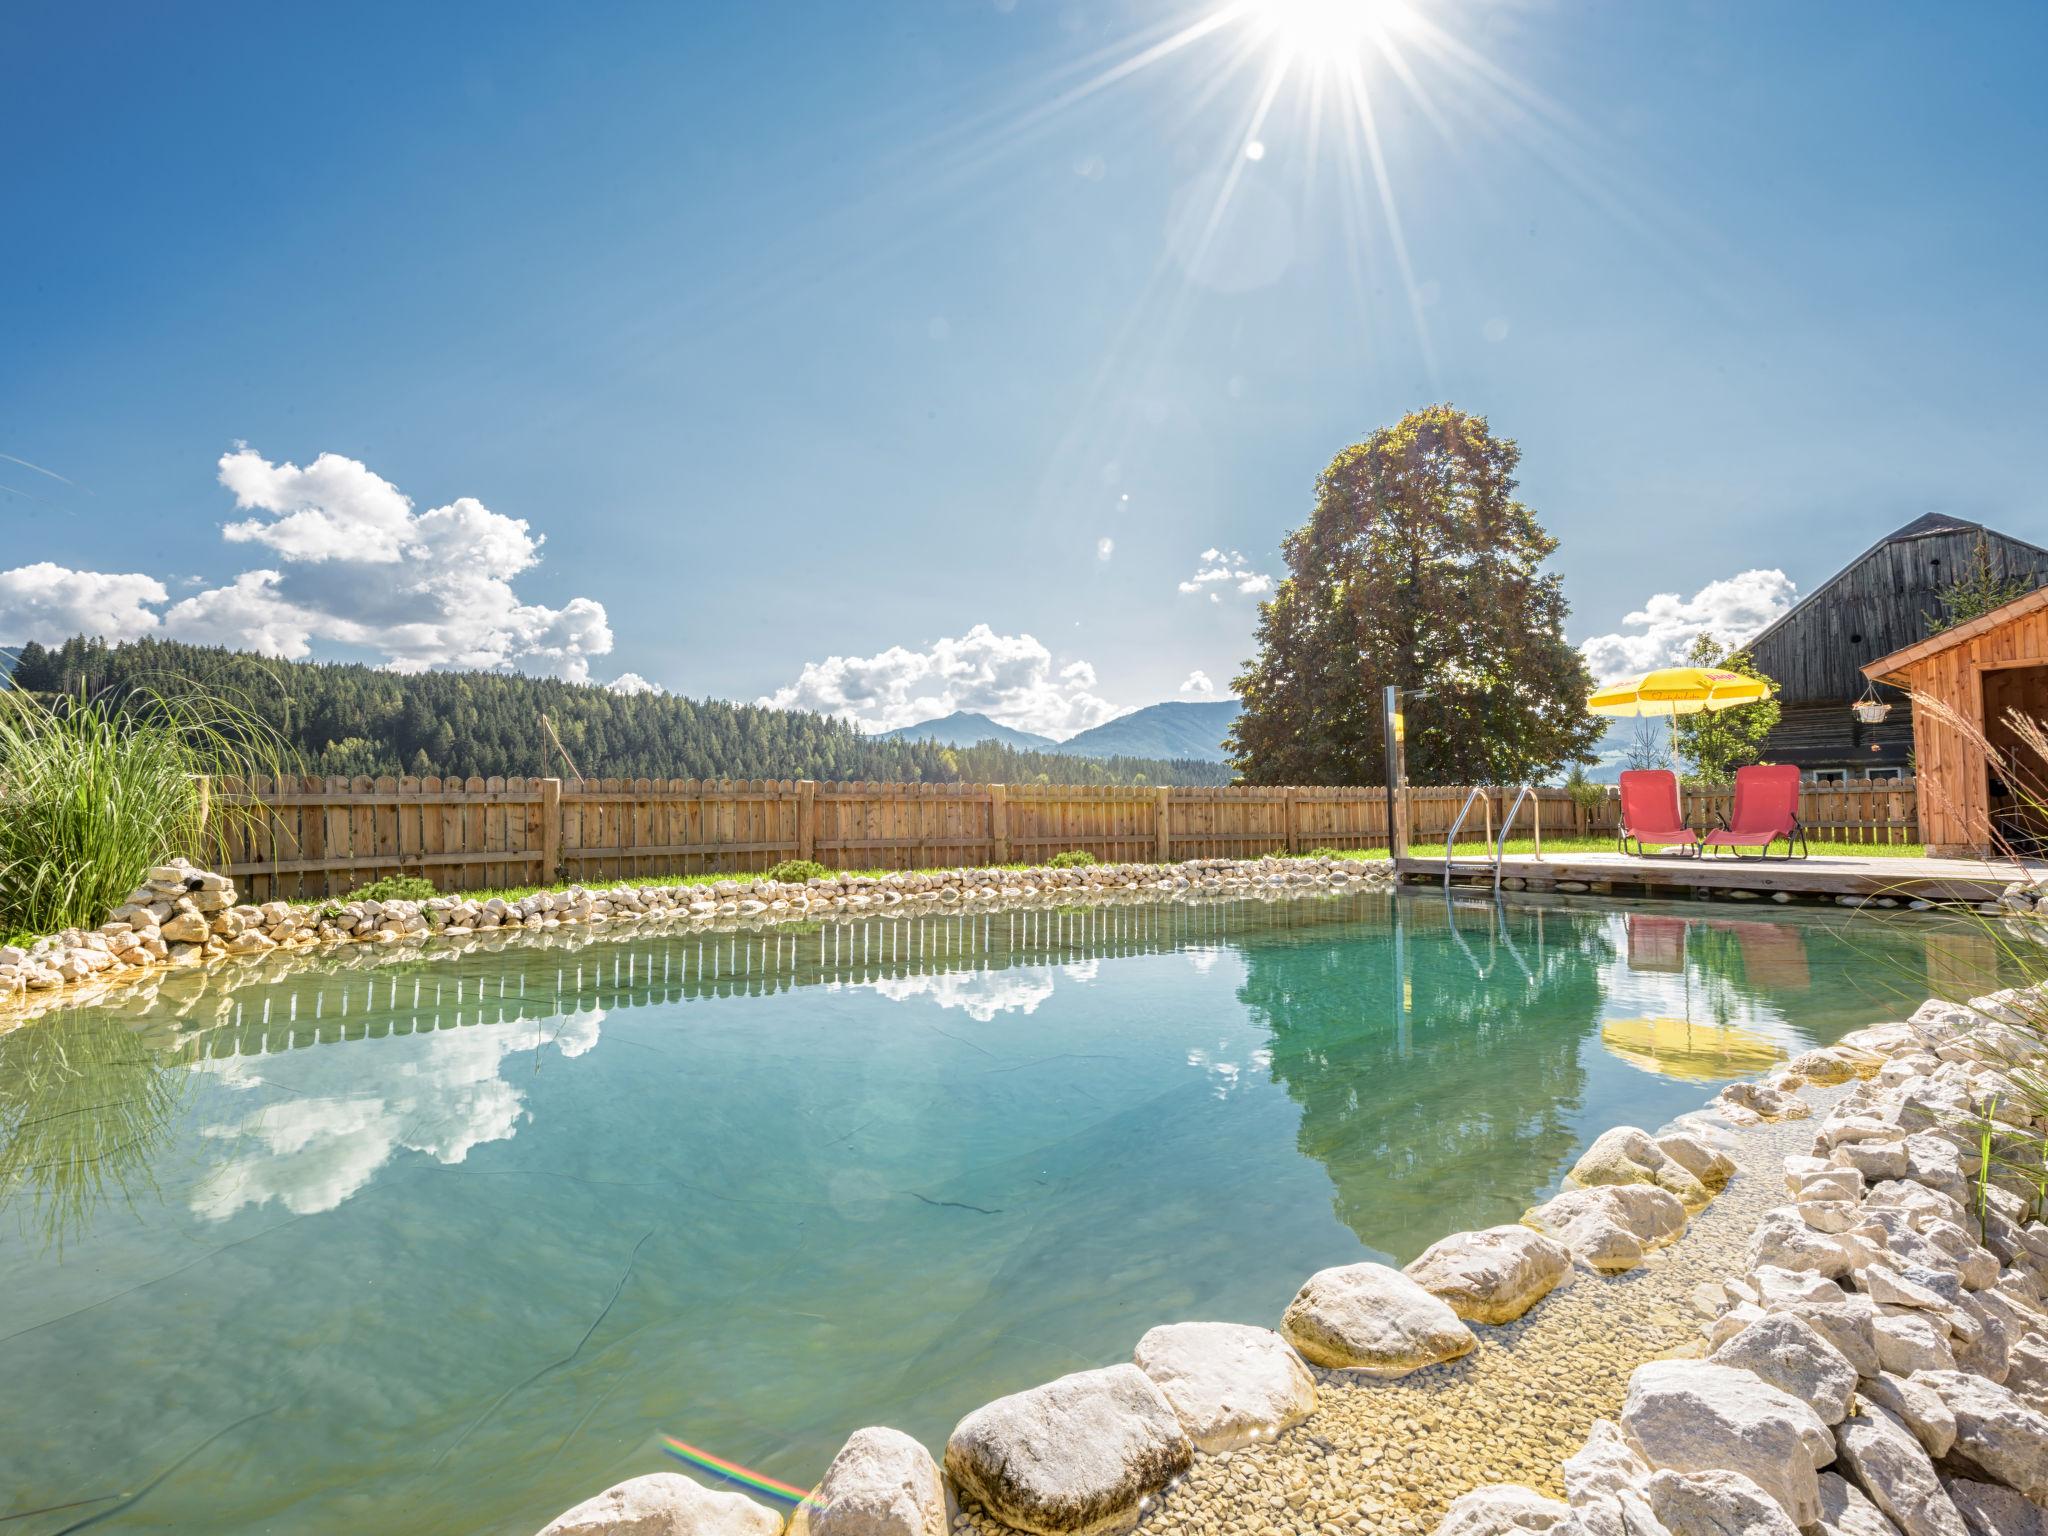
1982,663,2048,851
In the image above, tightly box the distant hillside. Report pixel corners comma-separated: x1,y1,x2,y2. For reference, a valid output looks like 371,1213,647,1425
876,711,1059,752
5,637,1234,787
1063,699,1242,763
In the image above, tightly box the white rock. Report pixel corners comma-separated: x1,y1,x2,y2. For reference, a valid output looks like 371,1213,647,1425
806,1427,947,1536
1568,1127,1707,1204
1912,1369,2048,1504
1618,1359,1834,1525
1709,1312,1858,1423
1873,1311,1957,1376
1655,1130,1736,1190
1279,1262,1477,1376
1429,1485,1573,1536
536,1474,786,1536
1402,1226,1572,1325
1644,1468,1800,1536
1524,1185,1688,1272
1942,1477,2048,1536
942,1364,1192,1536
1813,1471,1907,1536
1860,1370,1957,1458
1130,1321,1314,1452
1834,1402,1967,1536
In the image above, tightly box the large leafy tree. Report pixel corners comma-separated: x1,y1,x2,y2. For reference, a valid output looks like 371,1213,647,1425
1227,405,1602,785
1671,632,1781,785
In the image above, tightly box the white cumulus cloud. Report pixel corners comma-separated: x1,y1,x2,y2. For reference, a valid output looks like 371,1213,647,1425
0,563,168,644
0,447,617,682
606,672,665,696
1578,568,1798,681
759,623,1118,738
1180,669,1216,695
1178,548,1272,603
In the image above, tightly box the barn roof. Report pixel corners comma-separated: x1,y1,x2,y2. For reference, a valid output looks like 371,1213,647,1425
1861,582,2048,683
1744,513,2048,657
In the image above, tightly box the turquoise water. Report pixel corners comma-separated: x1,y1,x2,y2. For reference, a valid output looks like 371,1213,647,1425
0,891,1995,1533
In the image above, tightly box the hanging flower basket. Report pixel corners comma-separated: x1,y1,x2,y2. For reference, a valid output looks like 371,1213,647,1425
1853,699,1892,725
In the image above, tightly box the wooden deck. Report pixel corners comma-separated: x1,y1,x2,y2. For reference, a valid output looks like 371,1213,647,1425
1396,849,2044,904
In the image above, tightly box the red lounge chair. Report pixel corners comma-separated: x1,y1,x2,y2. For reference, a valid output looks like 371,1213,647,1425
1704,763,1809,860
1617,769,1700,857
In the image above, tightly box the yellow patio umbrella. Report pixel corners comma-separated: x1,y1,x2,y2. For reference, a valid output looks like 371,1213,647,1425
1588,666,1774,758
1600,1016,1787,1083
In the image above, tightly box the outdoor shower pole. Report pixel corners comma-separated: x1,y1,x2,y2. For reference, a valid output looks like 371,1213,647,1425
1382,685,1407,862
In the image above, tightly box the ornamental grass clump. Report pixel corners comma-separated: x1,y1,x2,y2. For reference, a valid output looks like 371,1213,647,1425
0,682,287,937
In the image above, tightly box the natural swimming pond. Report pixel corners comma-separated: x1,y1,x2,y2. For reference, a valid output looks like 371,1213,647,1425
0,889,2003,1533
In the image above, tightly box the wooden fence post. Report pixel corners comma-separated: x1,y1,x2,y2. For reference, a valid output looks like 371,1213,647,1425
1154,786,1173,864
989,783,1008,864
1283,786,1299,854
797,780,817,861
540,777,562,881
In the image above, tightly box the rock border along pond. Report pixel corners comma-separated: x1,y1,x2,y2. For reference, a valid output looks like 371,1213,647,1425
0,853,1393,1027
536,987,2048,1536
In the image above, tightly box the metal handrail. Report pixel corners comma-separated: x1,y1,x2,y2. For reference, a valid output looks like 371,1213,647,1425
1493,784,1542,895
1442,787,1488,891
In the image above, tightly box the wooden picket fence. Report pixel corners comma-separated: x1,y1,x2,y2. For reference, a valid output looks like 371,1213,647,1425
208,774,1922,902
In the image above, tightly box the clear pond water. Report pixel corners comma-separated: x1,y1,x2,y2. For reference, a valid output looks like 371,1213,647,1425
0,890,2002,1533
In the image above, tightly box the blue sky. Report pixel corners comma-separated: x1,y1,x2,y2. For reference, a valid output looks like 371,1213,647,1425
4,1,2045,736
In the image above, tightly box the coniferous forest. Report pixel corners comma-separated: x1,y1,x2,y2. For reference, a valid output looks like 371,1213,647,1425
7,638,1232,787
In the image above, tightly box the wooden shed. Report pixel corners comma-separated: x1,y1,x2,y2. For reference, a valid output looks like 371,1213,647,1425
1863,585,2048,854
1746,513,2048,778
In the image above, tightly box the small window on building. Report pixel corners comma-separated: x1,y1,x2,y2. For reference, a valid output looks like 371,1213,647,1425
1808,769,1849,784
1864,766,1904,781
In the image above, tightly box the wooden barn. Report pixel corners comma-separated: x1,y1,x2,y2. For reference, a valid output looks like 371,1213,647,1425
1863,586,2048,854
1744,513,2048,778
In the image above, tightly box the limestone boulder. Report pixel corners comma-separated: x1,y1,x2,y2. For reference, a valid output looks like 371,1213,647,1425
1655,1130,1736,1191
1942,1477,2048,1536
1747,1205,1866,1279
536,1474,786,1536
1709,1312,1858,1423
805,1428,947,1536
1430,1484,1574,1536
1912,1369,2048,1504
1561,1419,1648,1508
1643,1468,1800,1536
1524,1185,1688,1272
1835,1403,1967,1536
1813,1472,1908,1536
1568,1127,1708,1205
1861,1371,1958,1459
1403,1226,1572,1325
1131,1321,1314,1452
1873,1312,1957,1377
1618,1359,1834,1526
1280,1262,1476,1376
943,1364,1192,1536
1717,1080,1810,1124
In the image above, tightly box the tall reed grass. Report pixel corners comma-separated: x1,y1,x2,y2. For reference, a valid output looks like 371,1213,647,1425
1901,691,2048,1224
0,682,288,938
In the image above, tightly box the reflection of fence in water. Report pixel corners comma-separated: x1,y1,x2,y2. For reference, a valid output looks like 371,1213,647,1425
174,891,1397,1062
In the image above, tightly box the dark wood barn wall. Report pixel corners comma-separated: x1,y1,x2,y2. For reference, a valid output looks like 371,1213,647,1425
1749,528,2048,703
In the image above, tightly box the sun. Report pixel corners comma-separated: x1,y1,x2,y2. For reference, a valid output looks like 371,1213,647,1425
1245,0,1409,62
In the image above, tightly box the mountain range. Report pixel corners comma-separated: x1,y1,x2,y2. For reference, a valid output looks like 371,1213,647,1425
880,699,1242,763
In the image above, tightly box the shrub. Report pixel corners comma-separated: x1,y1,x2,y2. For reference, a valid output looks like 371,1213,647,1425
0,682,285,935
1047,850,1098,868
346,874,437,903
764,858,832,884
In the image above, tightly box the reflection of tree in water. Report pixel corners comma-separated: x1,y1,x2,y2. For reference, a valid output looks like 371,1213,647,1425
1245,901,1612,1262
0,1010,187,1256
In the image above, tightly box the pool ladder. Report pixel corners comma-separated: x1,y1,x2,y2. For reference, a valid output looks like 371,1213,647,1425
1442,785,1543,895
